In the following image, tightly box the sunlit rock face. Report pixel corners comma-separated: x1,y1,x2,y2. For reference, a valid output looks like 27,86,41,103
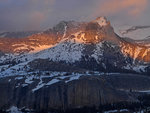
120,41,150,62
0,17,117,54
74,17,119,44
84,22,105,43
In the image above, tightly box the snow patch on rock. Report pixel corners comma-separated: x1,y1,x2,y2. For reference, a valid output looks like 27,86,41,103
94,17,108,27
7,106,22,113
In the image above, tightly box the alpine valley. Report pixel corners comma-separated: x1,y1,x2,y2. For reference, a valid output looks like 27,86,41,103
0,17,150,113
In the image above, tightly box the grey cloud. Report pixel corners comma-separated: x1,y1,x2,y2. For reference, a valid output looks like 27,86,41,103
0,0,150,32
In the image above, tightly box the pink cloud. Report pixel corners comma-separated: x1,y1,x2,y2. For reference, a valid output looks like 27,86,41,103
24,0,56,30
97,0,148,16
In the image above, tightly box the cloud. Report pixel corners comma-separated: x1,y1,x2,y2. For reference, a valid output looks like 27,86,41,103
30,0,55,6
97,0,148,16
25,0,56,30
0,0,56,31
25,11,47,30
0,0,150,32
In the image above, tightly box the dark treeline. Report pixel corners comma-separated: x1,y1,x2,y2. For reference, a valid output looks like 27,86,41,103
1,94,150,113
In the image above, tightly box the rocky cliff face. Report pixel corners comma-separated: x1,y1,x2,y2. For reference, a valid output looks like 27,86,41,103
1,73,150,112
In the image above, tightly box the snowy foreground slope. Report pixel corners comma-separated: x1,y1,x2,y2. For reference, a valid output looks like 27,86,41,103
1,73,150,113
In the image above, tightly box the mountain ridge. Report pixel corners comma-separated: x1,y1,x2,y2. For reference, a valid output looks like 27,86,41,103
0,17,150,76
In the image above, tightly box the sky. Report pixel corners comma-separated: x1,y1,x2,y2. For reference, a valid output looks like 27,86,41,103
0,0,150,32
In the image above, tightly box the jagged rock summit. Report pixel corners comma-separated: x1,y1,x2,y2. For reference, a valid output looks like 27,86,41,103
67,16,119,44
93,16,109,26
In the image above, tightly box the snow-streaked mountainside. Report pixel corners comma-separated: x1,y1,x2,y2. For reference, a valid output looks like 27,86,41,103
0,17,150,77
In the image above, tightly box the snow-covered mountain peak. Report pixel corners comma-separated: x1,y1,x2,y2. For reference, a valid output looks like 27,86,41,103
0,17,150,76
